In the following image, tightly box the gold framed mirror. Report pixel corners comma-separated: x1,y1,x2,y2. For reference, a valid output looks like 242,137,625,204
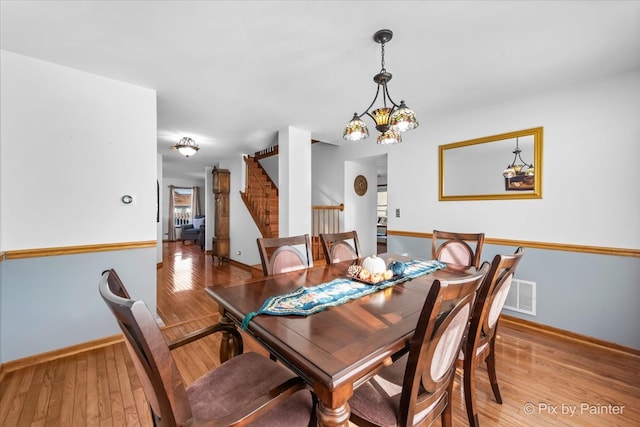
439,127,543,201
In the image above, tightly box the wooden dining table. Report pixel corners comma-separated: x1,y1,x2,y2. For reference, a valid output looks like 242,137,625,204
205,253,476,427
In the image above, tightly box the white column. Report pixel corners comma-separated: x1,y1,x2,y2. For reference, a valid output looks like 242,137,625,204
278,126,312,237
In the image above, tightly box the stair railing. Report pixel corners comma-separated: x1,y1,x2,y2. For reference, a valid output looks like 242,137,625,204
311,203,344,261
242,156,276,237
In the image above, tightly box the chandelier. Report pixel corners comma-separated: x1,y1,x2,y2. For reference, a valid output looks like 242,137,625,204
343,29,419,145
502,137,534,178
173,137,200,157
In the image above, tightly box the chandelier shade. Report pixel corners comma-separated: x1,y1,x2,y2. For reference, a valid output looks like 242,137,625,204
389,100,419,132
343,114,369,141
377,130,402,145
173,137,200,157
343,29,419,145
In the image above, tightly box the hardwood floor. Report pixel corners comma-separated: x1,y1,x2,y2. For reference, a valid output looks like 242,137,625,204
1,241,639,426
156,241,263,325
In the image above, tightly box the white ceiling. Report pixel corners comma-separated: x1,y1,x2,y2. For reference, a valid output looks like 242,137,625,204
2,1,639,180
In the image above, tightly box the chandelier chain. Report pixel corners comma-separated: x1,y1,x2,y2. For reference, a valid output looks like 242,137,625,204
380,41,386,71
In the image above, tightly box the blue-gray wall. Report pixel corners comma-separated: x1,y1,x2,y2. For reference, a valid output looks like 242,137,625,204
1,248,156,362
389,235,640,350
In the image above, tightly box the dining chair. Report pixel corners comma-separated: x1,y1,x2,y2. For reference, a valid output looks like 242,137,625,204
257,234,314,275
459,246,525,427
431,230,485,268
99,269,316,427
319,230,361,264
348,262,490,427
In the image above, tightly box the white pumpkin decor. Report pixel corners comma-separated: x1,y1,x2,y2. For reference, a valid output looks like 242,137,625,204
349,255,393,284
361,255,387,274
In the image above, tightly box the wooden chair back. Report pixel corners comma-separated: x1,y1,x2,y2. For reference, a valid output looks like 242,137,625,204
397,262,489,426
257,234,314,275
99,269,188,426
462,247,525,427
100,270,314,427
319,230,361,264
470,247,524,355
432,230,485,268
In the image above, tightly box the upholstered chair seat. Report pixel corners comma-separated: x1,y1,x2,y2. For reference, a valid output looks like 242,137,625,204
349,357,406,426
186,352,313,426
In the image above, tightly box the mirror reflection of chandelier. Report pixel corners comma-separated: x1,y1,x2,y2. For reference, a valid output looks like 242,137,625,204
502,137,534,178
343,29,419,145
173,137,200,157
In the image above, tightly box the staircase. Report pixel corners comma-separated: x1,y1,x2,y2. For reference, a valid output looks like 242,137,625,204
240,144,344,258
240,155,279,238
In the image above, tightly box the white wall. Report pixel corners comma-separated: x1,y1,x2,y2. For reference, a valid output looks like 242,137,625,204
0,50,158,251
204,166,214,251
344,159,377,256
0,121,2,361
259,155,278,187
429,72,638,247
278,126,312,237
222,157,262,265
311,143,343,206
157,154,163,263
326,70,640,249
0,50,158,362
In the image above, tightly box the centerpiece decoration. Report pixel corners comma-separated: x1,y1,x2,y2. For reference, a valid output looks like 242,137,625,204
348,254,393,284
388,260,406,276
241,258,448,328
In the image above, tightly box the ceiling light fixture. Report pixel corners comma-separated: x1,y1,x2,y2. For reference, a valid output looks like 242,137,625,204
173,137,200,157
343,29,419,145
502,137,534,178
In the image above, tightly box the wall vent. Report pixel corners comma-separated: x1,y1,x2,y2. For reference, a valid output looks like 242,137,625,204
504,279,536,316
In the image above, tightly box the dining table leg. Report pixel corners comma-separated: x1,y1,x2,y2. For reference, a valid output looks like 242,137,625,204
218,314,242,362
314,383,352,427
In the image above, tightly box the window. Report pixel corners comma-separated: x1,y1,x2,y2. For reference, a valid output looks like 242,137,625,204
174,188,193,226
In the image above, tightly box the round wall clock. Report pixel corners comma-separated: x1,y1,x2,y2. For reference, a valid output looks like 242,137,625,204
354,175,368,196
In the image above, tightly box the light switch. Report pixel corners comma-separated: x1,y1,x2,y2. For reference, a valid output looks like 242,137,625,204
396,208,400,217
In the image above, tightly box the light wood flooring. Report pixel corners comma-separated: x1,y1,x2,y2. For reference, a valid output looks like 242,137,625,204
1,241,639,426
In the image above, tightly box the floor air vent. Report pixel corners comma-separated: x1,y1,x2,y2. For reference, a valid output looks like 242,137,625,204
504,279,536,316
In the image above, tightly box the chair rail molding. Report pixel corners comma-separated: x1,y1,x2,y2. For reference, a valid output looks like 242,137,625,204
387,230,639,258
3,241,157,260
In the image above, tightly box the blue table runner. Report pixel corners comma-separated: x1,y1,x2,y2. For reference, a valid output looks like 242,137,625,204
241,259,446,329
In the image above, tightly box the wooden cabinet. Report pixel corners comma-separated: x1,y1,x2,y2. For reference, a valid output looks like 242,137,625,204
212,168,230,262
212,236,229,263
214,193,229,237
212,168,230,194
